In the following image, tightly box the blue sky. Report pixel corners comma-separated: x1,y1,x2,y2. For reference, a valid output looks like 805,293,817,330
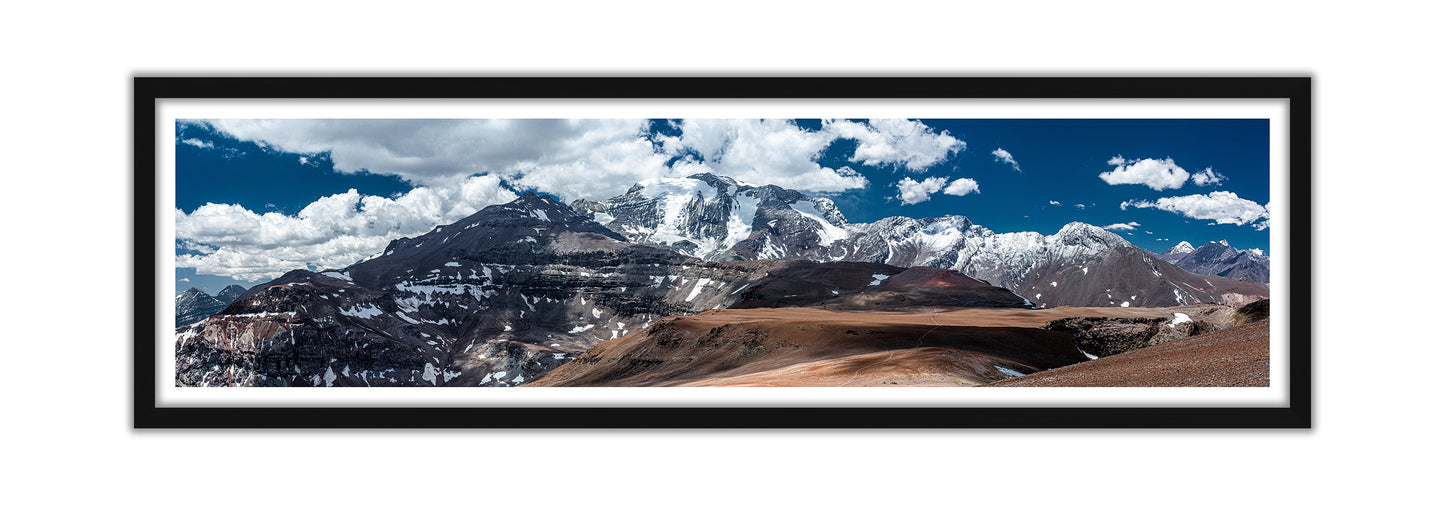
175,118,1271,294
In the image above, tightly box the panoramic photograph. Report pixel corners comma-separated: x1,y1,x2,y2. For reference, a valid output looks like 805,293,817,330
171,117,1273,388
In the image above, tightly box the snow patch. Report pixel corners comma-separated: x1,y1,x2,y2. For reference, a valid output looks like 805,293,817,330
790,200,849,246
994,365,1026,377
341,305,383,319
868,273,890,286
1169,312,1192,327
320,271,353,282
685,278,712,302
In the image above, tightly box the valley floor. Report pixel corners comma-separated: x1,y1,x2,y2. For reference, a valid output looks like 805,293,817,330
527,306,1266,388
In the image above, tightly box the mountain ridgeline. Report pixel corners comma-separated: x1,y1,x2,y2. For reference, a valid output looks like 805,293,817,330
572,174,1267,308
175,173,1268,387
175,191,1029,387
1151,240,1271,284
175,284,247,327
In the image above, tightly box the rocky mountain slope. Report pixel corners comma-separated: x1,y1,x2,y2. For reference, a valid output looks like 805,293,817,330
570,173,847,261
176,193,1022,387
580,174,1267,308
984,318,1270,387
1153,240,1271,283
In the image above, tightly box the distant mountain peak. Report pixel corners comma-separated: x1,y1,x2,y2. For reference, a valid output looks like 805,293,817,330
1163,239,1269,283
175,287,226,327
1165,241,1195,255
215,284,248,305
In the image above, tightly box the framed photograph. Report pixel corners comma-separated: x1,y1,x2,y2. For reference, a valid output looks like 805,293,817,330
136,76,1310,428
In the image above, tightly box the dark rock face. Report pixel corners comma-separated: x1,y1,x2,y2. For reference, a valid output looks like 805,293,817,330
1233,298,1271,326
1042,300,1268,360
728,264,1030,310
1046,317,1172,357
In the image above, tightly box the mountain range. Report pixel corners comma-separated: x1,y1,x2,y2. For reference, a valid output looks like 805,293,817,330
175,191,1029,386
175,173,1268,387
574,174,1267,308
174,284,246,327
1151,240,1271,283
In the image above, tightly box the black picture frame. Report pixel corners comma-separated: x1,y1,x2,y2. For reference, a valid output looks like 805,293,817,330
135,76,1311,429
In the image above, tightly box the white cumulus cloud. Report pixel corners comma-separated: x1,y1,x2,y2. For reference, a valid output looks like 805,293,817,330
202,118,882,201
1103,222,1141,231
662,119,867,194
181,137,214,149
1253,201,1273,230
204,118,684,202
824,119,964,172
942,178,980,196
1122,191,1270,228
1048,200,1061,206
1191,167,1226,186
180,118,975,281
992,148,1021,172
1098,156,1191,191
175,174,517,281
895,176,950,205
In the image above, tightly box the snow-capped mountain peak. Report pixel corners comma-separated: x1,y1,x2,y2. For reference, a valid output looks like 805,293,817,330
586,172,848,260
1052,222,1126,251
1165,241,1195,255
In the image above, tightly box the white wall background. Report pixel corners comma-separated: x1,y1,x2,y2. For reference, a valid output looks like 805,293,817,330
1,1,1434,504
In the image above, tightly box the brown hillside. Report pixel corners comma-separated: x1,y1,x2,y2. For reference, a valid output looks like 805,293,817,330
527,306,1180,387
